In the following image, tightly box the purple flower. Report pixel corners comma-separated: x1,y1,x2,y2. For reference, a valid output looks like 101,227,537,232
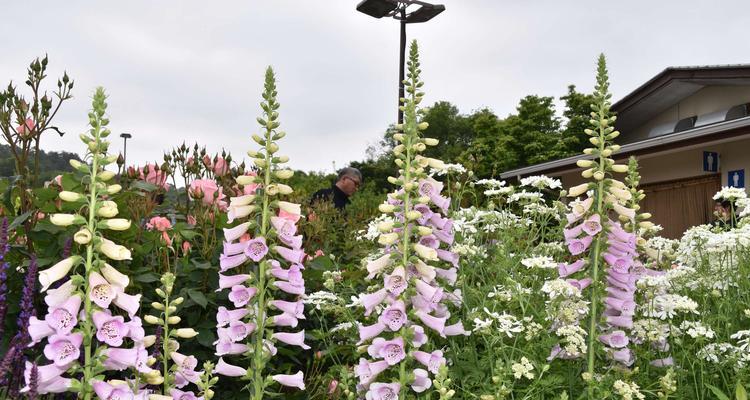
272,371,305,390
217,273,251,291
581,214,602,235
21,361,69,395
411,368,432,393
598,331,629,348
378,301,407,331
45,295,81,335
367,337,406,366
365,382,400,400
355,358,389,386
272,330,310,350
228,285,257,307
415,310,446,336
215,357,247,377
92,310,128,346
558,259,585,278
271,313,298,327
270,300,305,319
442,321,470,336
216,320,256,343
103,346,152,373
216,306,249,327
220,253,248,272
244,237,269,262
88,271,120,308
384,267,407,296
17,256,39,341
605,315,634,329
566,235,593,255
360,288,388,316
413,350,446,374
359,322,387,343
172,352,201,388
92,380,135,399
43,333,83,367
170,388,204,400
274,245,304,264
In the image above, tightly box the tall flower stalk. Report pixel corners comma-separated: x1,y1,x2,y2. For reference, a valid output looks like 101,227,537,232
213,67,307,399
353,40,467,399
25,88,156,398
551,55,642,398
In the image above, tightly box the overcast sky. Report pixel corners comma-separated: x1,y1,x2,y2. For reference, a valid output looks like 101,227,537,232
1,1,749,173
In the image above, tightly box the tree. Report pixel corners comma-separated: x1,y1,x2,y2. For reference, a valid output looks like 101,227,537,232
556,85,596,157
506,95,561,167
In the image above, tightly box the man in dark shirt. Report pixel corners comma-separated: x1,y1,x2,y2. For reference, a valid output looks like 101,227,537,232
311,167,362,210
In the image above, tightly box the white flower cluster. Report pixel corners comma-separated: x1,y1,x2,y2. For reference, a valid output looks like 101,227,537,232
642,294,699,319
522,202,562,220
473,308,524,338
474,178,506,188
520,175,562,190
631,319,672,344
434,162,467,176
511,357,535,380
303,290,341,310
713,186,747,201
520,255,558,270
613,380,645,400
508,190,543,204
356,214,396,241
676,321,715,339
555,325,587,357
542,279,582,300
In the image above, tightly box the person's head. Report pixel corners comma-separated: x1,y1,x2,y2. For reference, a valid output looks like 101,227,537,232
335,167,362,196
714,200,732,219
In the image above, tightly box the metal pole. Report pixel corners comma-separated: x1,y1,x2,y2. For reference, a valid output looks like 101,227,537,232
398,7,406,126
122,136,128,167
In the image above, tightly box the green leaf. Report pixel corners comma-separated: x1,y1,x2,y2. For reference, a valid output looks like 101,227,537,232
9,210,33,230
130,180,158,192
706,384,731,400
134,273,160,283
191,260,214,270
197,328,215,347
737,381,747,400
187,289,208,308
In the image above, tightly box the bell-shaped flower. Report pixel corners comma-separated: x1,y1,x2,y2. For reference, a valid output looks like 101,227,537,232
113,291,141,317
92,380,138,400
384,267,407,296
272,371,305,390
29,316,56,345
89,271,121,308
567,235,593,256
273,280,305,295
277,201,302,222
355,358,389,386
270,300,305,319
418,177,444,198
216,340,249,356
43,333,83,367
220,253,248,272
21,361,70,394
228,285,257,308
567,277,593,291
436,249,459,268
46,295,82,334
100,263,130,288
378,301,407,331
366,254,392,279
411,368,432,393
93,310,128,346
103,345,152,373
581,214,602,236
217,321,256,343
274,245,305,264
611,348,634,366
272,330,310,350
223,222,252,242
358,322,387,344
170,389,204,400
223,240,248,256
415,310,446,336
272,312,298,328
171,352,201,387
366,382,400,400
558,259,585,278
606,315,634,329
413,349,446,374
434,266,457,285
39,256,81,292
218,273,251,291
216,306,250,327
443,321,471,337
415,280,443,305
125,317,145,342
99,238,132,261
44,279,75,307
598,330,630,348
367,337,406,365
244,237,269,262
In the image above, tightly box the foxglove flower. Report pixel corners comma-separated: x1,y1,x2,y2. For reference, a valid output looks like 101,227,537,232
213,67,307,398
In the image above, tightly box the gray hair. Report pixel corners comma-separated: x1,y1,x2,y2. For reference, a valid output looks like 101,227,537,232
337,167,362,183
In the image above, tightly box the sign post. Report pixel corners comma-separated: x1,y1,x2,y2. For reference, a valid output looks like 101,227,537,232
703,151,719,172
728,169,745,188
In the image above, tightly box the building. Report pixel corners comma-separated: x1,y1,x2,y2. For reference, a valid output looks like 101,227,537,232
500,65,750,238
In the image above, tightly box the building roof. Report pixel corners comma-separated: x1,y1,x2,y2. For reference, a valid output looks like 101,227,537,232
499,64,750,179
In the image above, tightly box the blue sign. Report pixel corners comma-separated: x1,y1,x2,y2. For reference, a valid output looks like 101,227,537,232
728,169,745,188
703,151,719,172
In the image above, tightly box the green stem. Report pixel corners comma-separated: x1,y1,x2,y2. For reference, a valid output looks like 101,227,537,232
162,294,171,394
82,120,101,400
252,120,273,400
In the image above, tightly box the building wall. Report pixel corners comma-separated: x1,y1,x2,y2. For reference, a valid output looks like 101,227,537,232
625,86,750,143
555,135,750,188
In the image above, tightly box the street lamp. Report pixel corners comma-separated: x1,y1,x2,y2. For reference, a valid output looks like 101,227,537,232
356,0,445,125
120,133,132,167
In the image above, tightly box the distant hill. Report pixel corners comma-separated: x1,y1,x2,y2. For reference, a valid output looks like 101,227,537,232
0,144,82,184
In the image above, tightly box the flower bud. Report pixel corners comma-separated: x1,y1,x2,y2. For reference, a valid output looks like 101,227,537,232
424,138,439,146
413,143,426,152
378,204,396,213
167,306,177,313
98,170,115,181
172,297,185,305
253,158,267,168
601,149,613,157
268,143,279,153
97,201,118,218
638,221,654,229
377,221,394,233
640,212,652,220
247,149,259,157
69,159,88,173
393,145,405,155
142,335,157,347
589,137,600,146
276,184,293,194
581,169,594,178
393,133,404,141
74,228,93,245
59,191,84,202
576,160,593,168
251,134,264,145
610,144,621,152
276,155,290,163
50,213,84,227
417,122,429,130
236,175,256,186
378,233,398,245
149,395,172,400
99,218,132,231
568,183,589,197
405,210,422,221
593,171,605,181
611,164,628,173
417,226,432,236
144,315,161,324
414,243,438,261
152,302,165,310
107,184,122,195
175,328,199,338
275,169,294,179
426,158,445,170
167,316,181,324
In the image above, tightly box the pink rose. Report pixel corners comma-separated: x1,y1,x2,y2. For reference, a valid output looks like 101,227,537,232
16,118,35,137
213,157,229,177
139,164,169,189
146,216,172,232
190,179,227,210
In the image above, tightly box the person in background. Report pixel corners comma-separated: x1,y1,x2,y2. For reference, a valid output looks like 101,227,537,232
712,199,735,230
310,167,362,210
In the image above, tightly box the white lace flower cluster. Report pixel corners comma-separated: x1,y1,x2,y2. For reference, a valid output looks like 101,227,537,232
510,357,535,380
519,175,562,190
613,380,645,400
520,255,557,270
713,186,747,201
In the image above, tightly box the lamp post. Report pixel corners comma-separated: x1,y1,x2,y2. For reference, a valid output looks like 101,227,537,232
120,133,132,167
356,0,445,125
